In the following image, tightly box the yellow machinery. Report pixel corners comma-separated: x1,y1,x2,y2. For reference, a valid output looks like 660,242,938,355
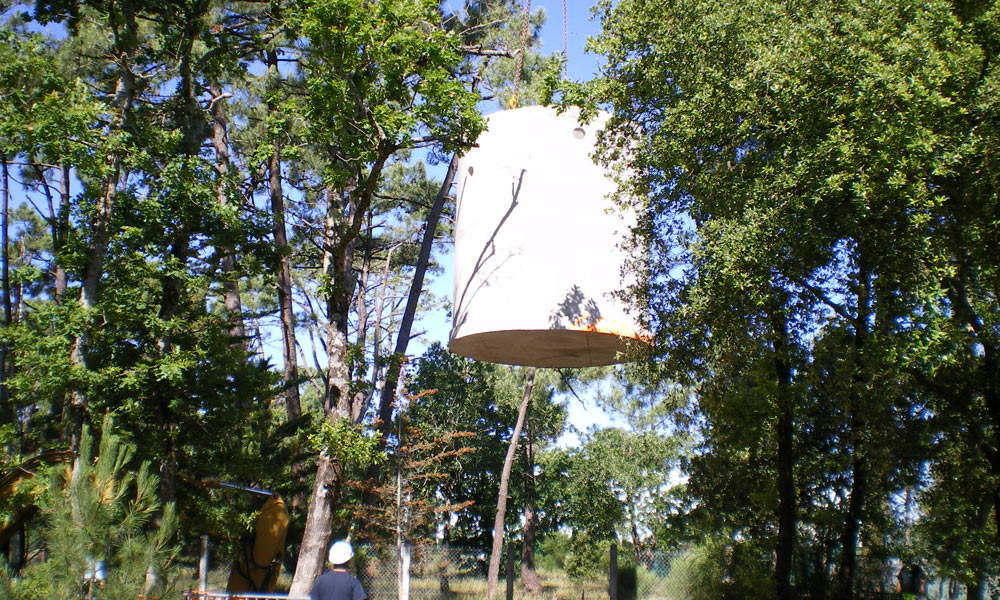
226,494,290,593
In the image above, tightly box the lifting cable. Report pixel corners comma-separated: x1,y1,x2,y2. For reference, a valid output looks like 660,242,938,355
563,0,568,76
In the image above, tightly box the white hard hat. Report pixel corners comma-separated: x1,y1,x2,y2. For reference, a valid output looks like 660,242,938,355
328,540,354,565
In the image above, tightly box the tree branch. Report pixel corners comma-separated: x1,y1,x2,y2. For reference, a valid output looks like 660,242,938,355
460,45,514,58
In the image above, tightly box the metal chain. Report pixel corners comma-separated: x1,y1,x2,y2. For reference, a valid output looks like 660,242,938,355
510,0,532,108
563,0,568,76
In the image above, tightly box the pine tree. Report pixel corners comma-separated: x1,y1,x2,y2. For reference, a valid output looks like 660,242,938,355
2,416,179,600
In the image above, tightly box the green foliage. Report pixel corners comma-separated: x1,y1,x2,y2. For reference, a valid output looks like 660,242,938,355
405,344,567,551
655,540,775,600
295,0,485,181
405,344,520,549
308,417,385,469
0,27,101,162
351,393,480,545
562,533,610,581
454,0,562,109
915,397,999,588
536,428,678,552
535,532,572,572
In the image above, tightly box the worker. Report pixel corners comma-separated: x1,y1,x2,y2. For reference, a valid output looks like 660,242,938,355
310,540,367,600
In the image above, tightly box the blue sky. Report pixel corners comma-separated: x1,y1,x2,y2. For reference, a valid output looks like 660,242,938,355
532,0,605,81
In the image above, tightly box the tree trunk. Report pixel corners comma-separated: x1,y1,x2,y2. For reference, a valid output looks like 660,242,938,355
487,368,535,600
982,352,1000,552
156,231,191,506
837,261,873,600
5,527,25,573
29,160,70,301
265,49,301,422
628,499,643,555
289,135,391,594
944,259,1000,551
54,164,70,299
209,83,246,344
363,155,458,506
28,162,57,299
770,297,796,600
1,154,11,420
288,307,356,594
67,2,137,451
352,219,373,399
289,451,344,596
156,70,198,506
373,156,458,443
154,2,211,510
439,521,452,594
363,240,396,419
289,184,363,595
520,407,541,593
965,501,992,600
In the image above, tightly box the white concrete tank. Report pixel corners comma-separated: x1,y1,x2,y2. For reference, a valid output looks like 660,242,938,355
449,105,645,367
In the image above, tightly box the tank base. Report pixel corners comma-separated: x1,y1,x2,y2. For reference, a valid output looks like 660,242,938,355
448,329,642,368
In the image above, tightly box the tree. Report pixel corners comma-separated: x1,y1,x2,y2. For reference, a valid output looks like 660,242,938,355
1,1,575,594
915,364,999,599
405,346,568,558
590,0,999,597
405,345,521,549
486,367,534,600
283,1,485,591
1,2,296,567
535,426,677,579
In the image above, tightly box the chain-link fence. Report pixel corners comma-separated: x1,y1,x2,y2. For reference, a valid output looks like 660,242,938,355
350,544,697,600
183,593,306,599
179,543,982,600
356,545,492,600
628,549,699,600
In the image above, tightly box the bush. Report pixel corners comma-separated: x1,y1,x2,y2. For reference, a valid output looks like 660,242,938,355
536,533,572,571
563,534,610,581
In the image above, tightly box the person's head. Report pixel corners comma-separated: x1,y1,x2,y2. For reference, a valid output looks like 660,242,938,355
328,540,354,567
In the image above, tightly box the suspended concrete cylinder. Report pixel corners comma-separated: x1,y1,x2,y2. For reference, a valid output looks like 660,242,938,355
449,105,646,368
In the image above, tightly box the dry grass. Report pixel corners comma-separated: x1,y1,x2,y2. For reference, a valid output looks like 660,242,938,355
391,569,607,600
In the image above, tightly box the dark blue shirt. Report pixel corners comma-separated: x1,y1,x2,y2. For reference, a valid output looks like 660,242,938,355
310,569,367,600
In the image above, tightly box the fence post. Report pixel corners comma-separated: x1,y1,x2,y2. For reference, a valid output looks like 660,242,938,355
439,542,450,595
198,534,209,592
609,543,618,600
506,543,515,600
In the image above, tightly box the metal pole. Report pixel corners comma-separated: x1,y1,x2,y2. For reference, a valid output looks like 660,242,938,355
399,542,411,600
397,416,407,600
199,535,209,592
609,543,618,600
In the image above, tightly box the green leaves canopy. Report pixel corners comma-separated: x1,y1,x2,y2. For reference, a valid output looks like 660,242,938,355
590,0,1000,592
299,0,484,182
